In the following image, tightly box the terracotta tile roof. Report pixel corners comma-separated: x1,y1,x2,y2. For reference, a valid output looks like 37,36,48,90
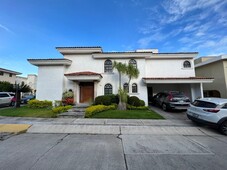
64,71,103,77
142,77,214,80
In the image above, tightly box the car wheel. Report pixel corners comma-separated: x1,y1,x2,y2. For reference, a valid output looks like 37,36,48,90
162,103,167,111
10,101,15,107
219,121,227,135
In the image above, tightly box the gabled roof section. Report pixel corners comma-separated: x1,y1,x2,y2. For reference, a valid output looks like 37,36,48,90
56,46,103,55
195,55,227,68
64,71,103,81
0,68,21,75
64,71,102,77
27,58,72,66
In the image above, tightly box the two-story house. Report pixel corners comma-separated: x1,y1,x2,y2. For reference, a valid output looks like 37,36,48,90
28,46,213,105
195,55,227,98
0,68,21,84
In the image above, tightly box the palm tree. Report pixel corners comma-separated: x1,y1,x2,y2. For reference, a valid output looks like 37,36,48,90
113,61,128,110
126,64,140,90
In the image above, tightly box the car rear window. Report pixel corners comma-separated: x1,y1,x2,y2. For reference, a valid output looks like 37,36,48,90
192,100,217,108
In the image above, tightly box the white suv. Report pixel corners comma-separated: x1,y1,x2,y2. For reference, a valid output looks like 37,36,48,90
187,98,227,135
0,92,14,106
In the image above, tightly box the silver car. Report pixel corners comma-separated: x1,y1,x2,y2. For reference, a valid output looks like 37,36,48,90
187,98,227,135
0,92,14,106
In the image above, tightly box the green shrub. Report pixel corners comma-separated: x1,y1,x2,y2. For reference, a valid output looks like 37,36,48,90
128,96,141,107
52,105,72,113
128,96,146,107
94,95,119,106
139,100,145,106
127,104,149,110
28,100,52,108
85,104,116,118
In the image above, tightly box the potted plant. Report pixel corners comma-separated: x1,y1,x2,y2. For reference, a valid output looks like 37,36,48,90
62,89,74,105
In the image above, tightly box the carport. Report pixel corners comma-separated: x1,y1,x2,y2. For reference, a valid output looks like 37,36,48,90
143,77,214,103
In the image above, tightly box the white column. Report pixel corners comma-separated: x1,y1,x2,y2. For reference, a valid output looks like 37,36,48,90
200,83,204,98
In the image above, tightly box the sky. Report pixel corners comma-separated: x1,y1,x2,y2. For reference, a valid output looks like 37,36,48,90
0,0,227,76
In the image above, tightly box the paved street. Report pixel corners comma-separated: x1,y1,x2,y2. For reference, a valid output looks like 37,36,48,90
0,107,227,170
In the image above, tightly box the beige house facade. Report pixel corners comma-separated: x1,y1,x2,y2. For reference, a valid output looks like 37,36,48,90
0,68,21,84
195,55,227,98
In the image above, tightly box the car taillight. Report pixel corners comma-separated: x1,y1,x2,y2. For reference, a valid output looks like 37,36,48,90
168,94,173,101
203,109,220,113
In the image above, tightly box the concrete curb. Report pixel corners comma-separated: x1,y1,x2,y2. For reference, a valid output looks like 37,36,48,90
0,124,31,134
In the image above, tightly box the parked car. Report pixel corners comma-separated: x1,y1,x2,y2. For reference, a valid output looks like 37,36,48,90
0,92,14,106
21,94,35,104
151,91,190,111
11,94,35,105
187,98,227,135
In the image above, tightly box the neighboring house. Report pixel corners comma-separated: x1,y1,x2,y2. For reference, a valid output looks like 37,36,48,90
16,74,37,94
0,68,21,84
195,55,227,98
28,46,213,105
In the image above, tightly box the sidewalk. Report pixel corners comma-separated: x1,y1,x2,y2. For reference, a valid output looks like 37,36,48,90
0,116,221,136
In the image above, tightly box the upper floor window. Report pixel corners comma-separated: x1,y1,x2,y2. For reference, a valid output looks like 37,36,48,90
9,73,12,77
0,71,3,76
104,83,112,95
129,59,137,68
183,60,191,68
123,83,129,93
104,59,113,73
132,83,138,93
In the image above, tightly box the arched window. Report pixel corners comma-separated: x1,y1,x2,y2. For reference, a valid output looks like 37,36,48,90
104,84,112,95
123,83,129,93
104,59,112,72
132,83,138,93
183,60,191,68
129,59,137,68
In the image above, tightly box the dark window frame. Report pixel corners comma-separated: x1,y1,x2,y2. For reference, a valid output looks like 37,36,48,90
129,59,137,68
132,83,138,93
183,60,191,68
104,59,113,73
0,71,3,76
123,83,129,93
104,83,113,95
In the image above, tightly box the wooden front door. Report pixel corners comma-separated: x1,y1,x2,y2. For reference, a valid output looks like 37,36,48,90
80,82,94,103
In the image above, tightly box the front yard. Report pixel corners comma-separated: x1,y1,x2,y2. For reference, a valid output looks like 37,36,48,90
0,106,57,118
91,109,164,119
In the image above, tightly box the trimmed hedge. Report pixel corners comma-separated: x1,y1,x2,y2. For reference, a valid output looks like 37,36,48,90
127,104,149,110
52,105,73,113
85,104,116,118
28,100,52,108
94,95,119,106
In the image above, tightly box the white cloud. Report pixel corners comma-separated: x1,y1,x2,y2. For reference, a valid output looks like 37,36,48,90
0,24,13,34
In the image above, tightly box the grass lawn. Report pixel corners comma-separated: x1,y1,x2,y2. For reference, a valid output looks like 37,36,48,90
0,106,57,118
91,109,164,119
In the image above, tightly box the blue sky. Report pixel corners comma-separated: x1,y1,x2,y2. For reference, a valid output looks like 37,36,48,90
0,0,227,76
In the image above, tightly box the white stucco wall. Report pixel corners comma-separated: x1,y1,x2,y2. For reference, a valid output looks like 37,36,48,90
145,59,195,77
0,73,17,84
36,66,65,101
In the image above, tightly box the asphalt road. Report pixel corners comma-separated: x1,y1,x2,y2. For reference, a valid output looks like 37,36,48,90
0,133,227,170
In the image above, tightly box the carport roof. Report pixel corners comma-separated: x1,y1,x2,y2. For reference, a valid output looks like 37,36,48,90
142,77,214,84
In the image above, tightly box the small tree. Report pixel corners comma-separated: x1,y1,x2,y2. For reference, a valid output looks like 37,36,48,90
126,64,140,90
0,81,14,92
113,61,128,110
14,82,32,108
